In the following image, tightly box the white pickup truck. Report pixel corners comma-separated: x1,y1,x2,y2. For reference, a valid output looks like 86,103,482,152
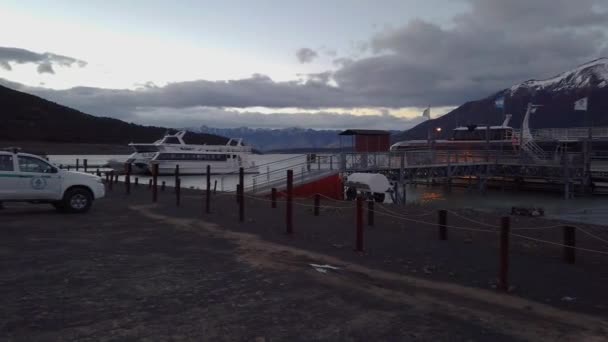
0,149,105,213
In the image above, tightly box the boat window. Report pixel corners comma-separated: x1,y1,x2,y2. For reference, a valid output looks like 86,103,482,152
157,153,228,161
0,155,14,171
163,137,181,144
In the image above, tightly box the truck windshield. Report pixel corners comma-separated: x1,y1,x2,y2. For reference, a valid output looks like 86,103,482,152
18,156,55,173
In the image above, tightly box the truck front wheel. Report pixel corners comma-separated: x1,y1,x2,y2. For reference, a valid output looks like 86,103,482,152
62,188,93,213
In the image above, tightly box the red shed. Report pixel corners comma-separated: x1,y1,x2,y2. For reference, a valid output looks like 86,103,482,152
339,129,391,152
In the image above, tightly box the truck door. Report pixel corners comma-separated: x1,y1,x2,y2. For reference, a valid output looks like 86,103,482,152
0,154,21,200
17,155,62,200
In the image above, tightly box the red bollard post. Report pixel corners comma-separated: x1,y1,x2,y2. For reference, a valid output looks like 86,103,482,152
152,163,159,203
175,178,181,207
237,167,244,204
498,216,510,292
355,196,364,252
286,170,293,234
438,210,447,240
125,163,131,195
271,188,277,208
367,200,374,226
563,226,576,264
174,164,180,193
314,194,320,216
237,184,244,222
206,165,211,214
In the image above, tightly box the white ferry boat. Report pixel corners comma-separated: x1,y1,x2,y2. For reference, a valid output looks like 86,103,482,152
109,131,258,175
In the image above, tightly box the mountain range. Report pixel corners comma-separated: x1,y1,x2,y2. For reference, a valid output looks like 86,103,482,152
398,58,608,141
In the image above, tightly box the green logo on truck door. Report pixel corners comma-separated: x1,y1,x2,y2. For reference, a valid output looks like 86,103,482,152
31,177,47,190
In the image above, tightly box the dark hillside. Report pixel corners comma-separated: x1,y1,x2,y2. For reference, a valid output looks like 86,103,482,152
0,85,227,145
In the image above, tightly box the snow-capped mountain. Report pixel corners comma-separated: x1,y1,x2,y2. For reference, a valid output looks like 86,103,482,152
398,58,608,141
511,58,608,93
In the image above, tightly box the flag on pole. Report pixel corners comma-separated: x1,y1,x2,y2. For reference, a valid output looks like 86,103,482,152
422,107,431,120
495,96,505,109
574,97,588,111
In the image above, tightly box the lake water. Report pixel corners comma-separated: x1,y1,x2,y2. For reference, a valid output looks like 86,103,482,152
48,154,608,226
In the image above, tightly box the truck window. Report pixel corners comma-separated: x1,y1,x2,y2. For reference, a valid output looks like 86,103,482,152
18,156,54,173
0,155,14,171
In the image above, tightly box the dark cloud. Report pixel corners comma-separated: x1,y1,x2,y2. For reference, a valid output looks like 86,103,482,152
355,0,608,106
0,46,87,74
295,48,318,63
36,62,55,74
1,0,607,129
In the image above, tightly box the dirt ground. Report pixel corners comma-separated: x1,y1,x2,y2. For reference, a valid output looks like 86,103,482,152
1,184,607,341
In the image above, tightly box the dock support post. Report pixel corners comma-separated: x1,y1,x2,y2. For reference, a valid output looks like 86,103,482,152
125,163,131,195
314,194,320,216
367,200,374,227
355,196,364,252
161,181,166,191
76,158,79,171
498,216,510,292
83,159,88,173
286,170,293,235
152,163,158,203
438,209,447,240
563,153,570,200
402,183,407,207
206,165,211,214
134,177,139,188
108,171,113,191
213,180,217,194
271,188,277,208
399,152,405,184
563,226,576,264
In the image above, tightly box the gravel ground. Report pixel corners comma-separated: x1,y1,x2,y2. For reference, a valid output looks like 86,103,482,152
1,184,607,341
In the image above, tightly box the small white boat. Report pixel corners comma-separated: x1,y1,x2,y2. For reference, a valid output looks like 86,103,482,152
109,131,258,175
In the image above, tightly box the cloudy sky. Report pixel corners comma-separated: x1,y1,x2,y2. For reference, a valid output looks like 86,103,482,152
1,0,607,130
